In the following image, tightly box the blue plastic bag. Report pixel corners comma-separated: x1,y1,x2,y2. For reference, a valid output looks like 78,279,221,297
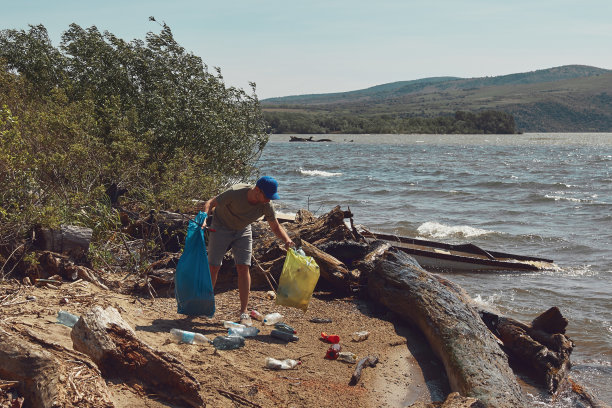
175,211,215,316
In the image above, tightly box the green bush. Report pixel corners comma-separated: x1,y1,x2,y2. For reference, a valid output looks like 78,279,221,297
0,21,268,255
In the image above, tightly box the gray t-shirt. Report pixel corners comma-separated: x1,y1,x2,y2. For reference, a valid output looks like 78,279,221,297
213,184,276,230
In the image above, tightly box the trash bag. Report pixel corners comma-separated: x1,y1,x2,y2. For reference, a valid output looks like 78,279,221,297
175,211,215,316
276,248,320,311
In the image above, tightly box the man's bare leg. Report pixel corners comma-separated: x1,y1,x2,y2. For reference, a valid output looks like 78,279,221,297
209,264,220,288
236,264,251,314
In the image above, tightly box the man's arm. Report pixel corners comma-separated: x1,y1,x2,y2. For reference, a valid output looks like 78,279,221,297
268,218,295,249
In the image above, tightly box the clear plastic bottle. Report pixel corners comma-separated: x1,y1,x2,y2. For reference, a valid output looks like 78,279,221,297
274,322,296,334
250,310,264,321
351,330,370,342
263,312,283,325
270,329,299,342
265,357,301,370
223,321,246,329
212,335,245,350
170,328,211,345
56,310,79,328
228,326,260,337
337,351,357,364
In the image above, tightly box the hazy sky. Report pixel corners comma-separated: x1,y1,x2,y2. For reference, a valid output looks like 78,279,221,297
2,0,611,99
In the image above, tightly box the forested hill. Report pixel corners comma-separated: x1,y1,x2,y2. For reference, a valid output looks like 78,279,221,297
262,65,612,132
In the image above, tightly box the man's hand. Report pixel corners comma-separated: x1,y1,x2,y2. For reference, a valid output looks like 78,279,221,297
284,240,295,250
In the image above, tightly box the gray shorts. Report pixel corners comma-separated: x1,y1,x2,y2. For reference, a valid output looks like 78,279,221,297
207,216,252,266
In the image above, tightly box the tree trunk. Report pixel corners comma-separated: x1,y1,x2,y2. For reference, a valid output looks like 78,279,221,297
33,225,92,255
71,306,204,408
368,249,527,408
0,326,114,408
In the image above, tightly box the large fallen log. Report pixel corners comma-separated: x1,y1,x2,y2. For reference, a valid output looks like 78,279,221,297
71,306,204,407
0,326,114,407
368,248,527,408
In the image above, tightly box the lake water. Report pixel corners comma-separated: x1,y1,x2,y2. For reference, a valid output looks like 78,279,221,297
258,133,611,405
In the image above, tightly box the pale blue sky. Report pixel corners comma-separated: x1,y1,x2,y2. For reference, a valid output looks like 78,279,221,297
2,0,611,99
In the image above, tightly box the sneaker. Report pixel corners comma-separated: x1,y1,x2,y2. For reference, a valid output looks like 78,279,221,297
240,313,253,327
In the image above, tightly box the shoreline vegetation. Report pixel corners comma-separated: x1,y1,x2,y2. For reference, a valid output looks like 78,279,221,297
263,110,517,135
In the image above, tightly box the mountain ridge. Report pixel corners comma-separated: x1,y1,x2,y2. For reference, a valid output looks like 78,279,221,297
261,65,612,132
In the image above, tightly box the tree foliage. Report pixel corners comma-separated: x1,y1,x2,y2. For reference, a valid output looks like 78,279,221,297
0,22,268,250
263,110,516,135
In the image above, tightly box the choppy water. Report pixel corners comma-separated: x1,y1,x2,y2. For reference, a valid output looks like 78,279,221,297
258,133,612,405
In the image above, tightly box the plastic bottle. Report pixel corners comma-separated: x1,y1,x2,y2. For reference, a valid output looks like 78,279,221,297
170,328,211,345
228,326,260,337
265,357,301,370
351,330,370,342
223,321,246,329
270,329,299,342
56,310,79,328
263,312,283,325
250,310,264,321
337,351,358,364
212,335,245,350
325,343,341,360
274,322,296,334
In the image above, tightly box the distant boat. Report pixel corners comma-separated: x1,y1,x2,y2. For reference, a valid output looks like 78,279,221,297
360,229,555,272
289,136,333,142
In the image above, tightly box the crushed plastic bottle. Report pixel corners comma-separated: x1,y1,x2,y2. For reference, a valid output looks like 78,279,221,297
310,317,332,323
212,335,245,350
325,343,341,360
223,320,246,329
228,326,260,337
320,332,340,344
263,312,283,325
351,330,370,342
56,310,79,328
265,357,301,370
270,329,299,342
250,310,264,321
274,322,296,334
170,328,211,344
337,351,357,364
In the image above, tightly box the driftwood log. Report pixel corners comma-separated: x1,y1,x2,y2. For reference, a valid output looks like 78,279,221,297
297,238,357,293
0,326,114,407
71,306,204,407
368,249,527,407
479,307,574,393
33,225,92,256
34,251,109,290
348,355,379,386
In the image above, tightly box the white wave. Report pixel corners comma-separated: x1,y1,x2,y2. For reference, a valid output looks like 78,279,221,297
299,168,342,177
472,293,501,307
416,221,494,239
544,194,592,203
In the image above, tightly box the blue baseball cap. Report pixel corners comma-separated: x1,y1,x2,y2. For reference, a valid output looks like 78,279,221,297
256,176,280,200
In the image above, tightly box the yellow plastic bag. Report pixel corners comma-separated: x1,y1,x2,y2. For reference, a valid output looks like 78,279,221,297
276,248,320,311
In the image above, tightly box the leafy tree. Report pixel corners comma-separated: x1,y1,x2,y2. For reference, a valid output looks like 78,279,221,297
0,22,268,259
